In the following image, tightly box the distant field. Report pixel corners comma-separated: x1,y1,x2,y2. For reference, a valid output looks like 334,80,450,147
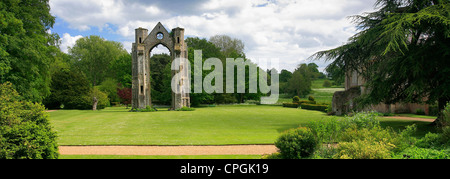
307,88,344,104
277,79,345,104
311,79,343,89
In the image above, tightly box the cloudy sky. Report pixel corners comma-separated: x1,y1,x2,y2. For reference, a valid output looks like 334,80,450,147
50,0,378,72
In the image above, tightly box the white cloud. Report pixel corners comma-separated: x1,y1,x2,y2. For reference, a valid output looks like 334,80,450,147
60,33,83,53
50,0,378,72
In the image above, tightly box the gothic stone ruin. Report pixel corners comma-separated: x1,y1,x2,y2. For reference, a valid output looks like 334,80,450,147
132,22,190,110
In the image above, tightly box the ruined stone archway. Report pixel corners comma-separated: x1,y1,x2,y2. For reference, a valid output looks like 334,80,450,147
131,22,190,110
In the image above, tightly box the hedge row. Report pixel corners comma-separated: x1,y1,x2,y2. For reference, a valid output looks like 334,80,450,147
283,101,317,108
300,103,328,112
283,103,300,108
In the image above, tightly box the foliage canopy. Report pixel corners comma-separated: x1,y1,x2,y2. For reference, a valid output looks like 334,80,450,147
311,0,450,113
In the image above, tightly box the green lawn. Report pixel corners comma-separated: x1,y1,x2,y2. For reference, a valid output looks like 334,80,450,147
49,105,332,146
307,88,344,104
49,105,434,146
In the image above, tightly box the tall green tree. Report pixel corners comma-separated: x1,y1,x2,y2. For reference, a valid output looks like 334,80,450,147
209,35,245,57
186,37,222,105
150,53,172,105
279,69,293,94
311,0,450,121
287,64,312,97
44,69,91,109
0,0,58,102
69,35,128,86
109,53,132,88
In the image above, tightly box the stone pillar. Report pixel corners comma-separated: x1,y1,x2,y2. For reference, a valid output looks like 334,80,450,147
171,27,190,110
132,27,151,109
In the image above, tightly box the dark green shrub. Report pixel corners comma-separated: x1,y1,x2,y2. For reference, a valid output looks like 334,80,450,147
323,80,332,88
275,127,319,159
298,100,316,105
308,96,315,102
429,105,439,116
285,103,300,108
292,96,300,103
301,103,328,112
282,103,299,108
416,109,425,115
0,82,59,159
44,69,91,109
439,103,450,141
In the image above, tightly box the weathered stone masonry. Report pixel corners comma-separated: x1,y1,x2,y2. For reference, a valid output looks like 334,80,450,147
132,22,190,110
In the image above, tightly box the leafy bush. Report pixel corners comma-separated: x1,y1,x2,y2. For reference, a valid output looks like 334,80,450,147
440,102,450,127
301,103,328,112
292,96,300,103
98,78,120,103
333,140,395,159
0,82,59,159
344,111,380,129
299,100,316,105
282,103,299,108
323,80,332,88
308,96,315,102
416,132,450,149
308,118,344,143
85,87,110,110
275,127,319,159
308,111,417,159
175,107,196,111
117,87,132,107
268,111,449,159
393,147,450,159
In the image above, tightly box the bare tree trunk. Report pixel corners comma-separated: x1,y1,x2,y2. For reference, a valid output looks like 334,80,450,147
92,97,98,111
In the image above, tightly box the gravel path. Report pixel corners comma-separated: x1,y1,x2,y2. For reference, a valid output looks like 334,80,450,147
59,145,278,156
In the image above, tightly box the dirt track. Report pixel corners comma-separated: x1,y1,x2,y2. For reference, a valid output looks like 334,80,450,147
59,145,278,156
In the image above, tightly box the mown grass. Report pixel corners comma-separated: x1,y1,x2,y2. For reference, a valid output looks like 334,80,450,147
49,105,434,146
49,105,332,146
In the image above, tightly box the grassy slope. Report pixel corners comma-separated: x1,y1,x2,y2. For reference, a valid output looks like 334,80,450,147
49,105,331,146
